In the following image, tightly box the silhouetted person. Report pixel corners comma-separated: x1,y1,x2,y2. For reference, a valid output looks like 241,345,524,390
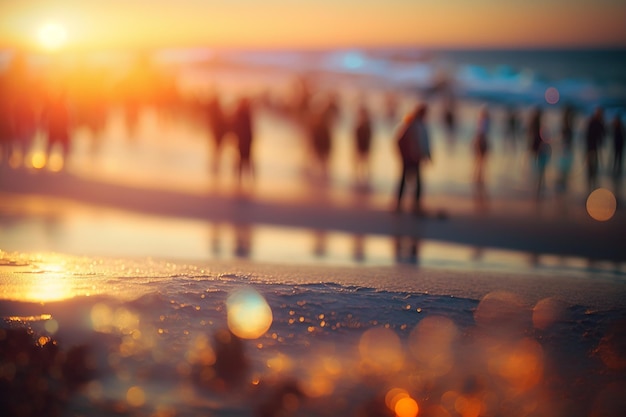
585,107,605,191
205,90,228,175
473,106,490,186
611,114,624,177
557,104,576,192
354,104,372,186
561,104,575,152
395,103,431,215
504,106,519,151
309,102,334,181
527,107,551,196
441,94,457,150
536,135,552,197
232,97,254,186
43,88,72,167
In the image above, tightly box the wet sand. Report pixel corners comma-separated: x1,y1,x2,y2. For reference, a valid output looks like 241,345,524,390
1,165,625,264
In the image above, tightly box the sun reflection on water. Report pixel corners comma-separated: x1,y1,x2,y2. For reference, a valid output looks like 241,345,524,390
24,265,74,302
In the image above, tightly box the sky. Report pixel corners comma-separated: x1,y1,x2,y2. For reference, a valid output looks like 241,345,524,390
1,0,625,52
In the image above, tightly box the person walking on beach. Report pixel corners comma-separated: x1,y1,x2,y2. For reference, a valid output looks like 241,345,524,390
611,113,624,177
395,103,431,216
584,106,605,191
353,104,372,187
232,97,254,187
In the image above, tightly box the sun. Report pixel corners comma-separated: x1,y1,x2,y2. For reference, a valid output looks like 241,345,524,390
37,22,68,51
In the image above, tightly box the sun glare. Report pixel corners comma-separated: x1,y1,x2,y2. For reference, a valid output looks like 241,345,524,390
38,22,67,51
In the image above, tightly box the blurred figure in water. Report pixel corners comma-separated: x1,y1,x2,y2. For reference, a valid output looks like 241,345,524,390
43,88,72,168
204,89,229,176
556,104,576,193
395,103,431,216
232,97,254,187
611,113,624,177
353,104,372,187
584,106,606,191
473,105,490,186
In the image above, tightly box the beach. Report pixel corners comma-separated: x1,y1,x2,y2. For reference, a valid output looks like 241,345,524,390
1,47,626,417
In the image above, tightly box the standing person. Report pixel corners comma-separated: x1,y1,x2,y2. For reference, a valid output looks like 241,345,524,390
354,104,372,187
584,106,605,191
561,104,575,152
309,101,334,182
231,97,254,187
441,94,457,151
205,90,228,176
504,106,519,151
473,106,490,186
556,104,575,193
395,103,431,216
528,107,543,164
611,113,624,177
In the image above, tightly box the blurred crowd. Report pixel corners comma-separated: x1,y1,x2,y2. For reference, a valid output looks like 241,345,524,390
0,51,623,211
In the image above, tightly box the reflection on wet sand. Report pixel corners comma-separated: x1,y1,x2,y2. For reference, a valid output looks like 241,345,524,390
1,193,624,276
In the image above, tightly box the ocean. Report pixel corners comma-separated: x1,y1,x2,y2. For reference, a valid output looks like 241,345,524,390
161,47,626,113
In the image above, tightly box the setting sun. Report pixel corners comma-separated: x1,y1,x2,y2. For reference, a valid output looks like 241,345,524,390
37,21,67,51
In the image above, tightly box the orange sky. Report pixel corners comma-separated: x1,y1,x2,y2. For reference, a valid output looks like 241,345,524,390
1,0,625,51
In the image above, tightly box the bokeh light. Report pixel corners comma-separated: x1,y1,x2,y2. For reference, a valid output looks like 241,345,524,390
359,327,404,373
226,287,273,339
47,153,64,172
396,396,419,417
532,297,566,330
126,385,145,407
544,87,560,104
474,291,530,337
586,188,617,221
409,316,458,376
488,338,543,392
31,152,46,169
386,387,410,410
